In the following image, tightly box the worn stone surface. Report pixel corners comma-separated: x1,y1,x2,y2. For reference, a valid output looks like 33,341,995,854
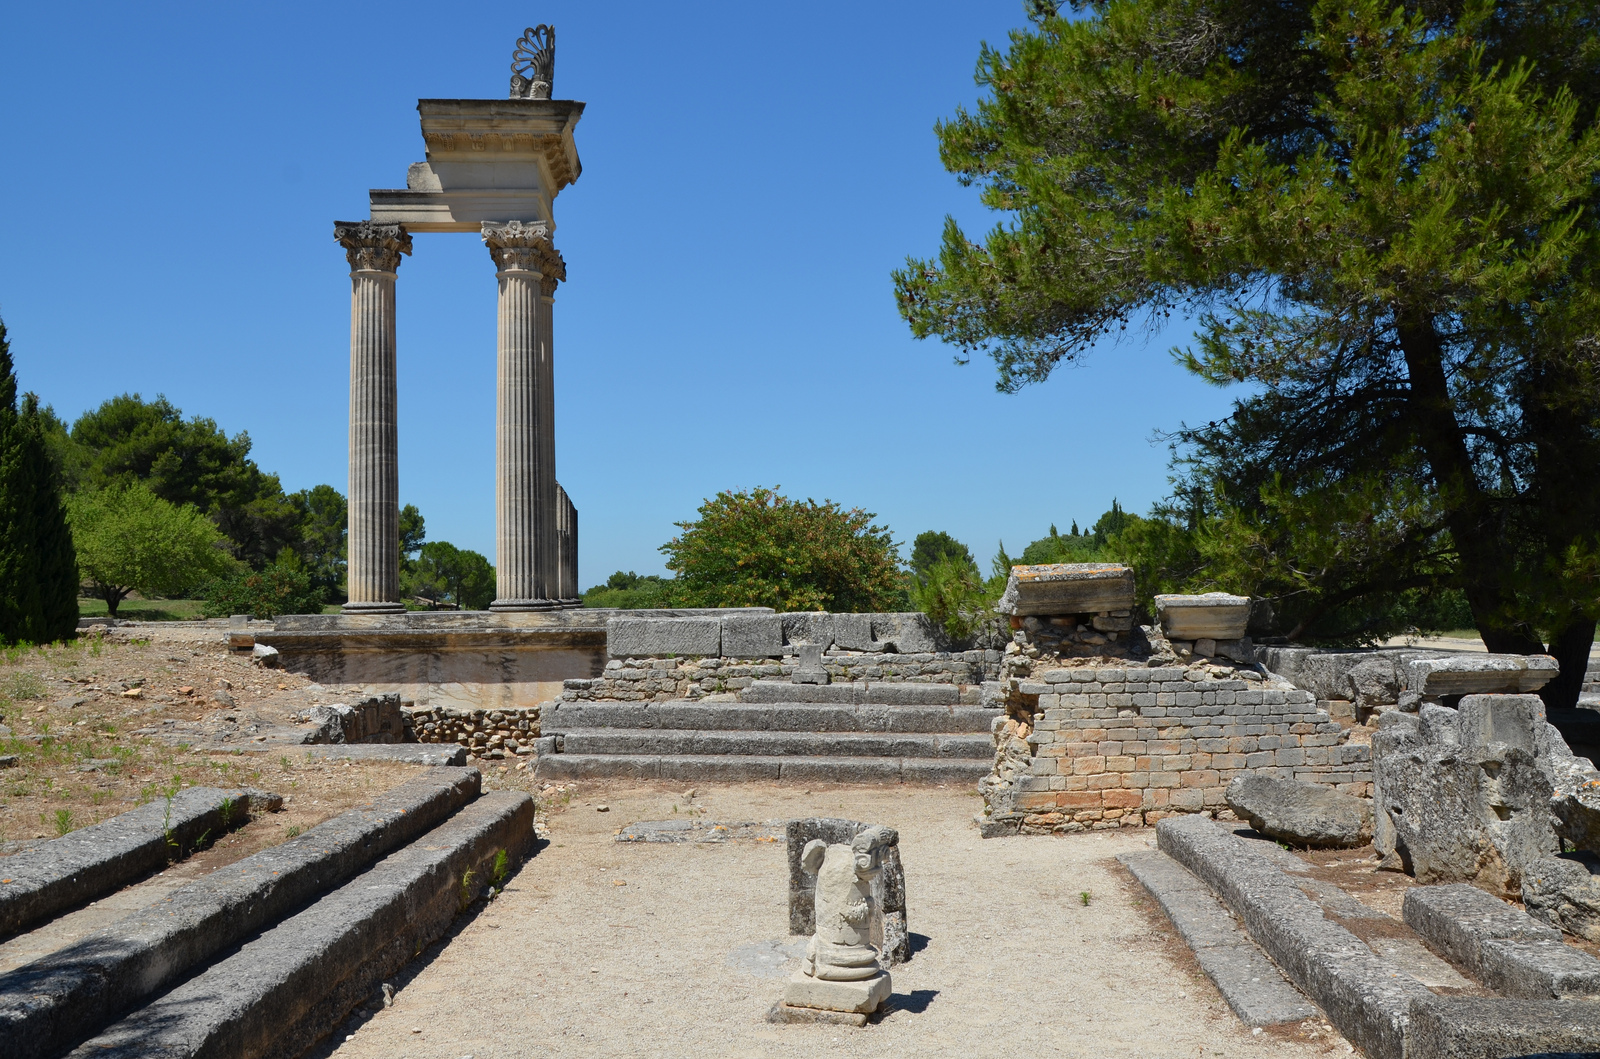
1406,995,1600,1059
1225,774,1372,848
1522,853,1600,943
0,787,275,939
1402,882,1600,999
1406,653,1559,700
784,825,896,1014
870,613,940,654
0,768,480,1059
782,970,891,1015
996,563,1135,617
833,614,875,652
790,643,829,685
780,612,835,651
720,614,783,659
1346,657,1403,715
1118,850,1315,1026
66,792,535,1059
765,1001,869,1026
786,818,907,965
1154,594,1251,641
1372,697,1562,894
606,617,721,659
1158,814,1433,1059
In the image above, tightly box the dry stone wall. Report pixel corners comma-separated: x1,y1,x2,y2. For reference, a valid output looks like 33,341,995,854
979,661,1370,836
403,705,541,760
561,649,1003,703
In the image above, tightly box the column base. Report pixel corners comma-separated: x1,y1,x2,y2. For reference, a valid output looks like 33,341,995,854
341,600,407,614
489,598,561,612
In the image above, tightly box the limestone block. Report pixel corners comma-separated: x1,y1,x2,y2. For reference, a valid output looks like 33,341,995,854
782,612,836,650
833,614,876,652
1224,774,1372,848
786,818,907,964
1155,594,1251,641
870,613,939,653
791,643,830,686
720,614,783,658
1346,657,1403,711
1407,654,1559,700
606,617,720,659
997,564,1135,617
1522,854,1600,942
783,970,891,1014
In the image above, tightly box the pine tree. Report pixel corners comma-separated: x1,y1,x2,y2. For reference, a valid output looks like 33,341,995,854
0,318,78,643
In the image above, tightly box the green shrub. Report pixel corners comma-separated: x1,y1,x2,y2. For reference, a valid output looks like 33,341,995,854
202,559,325,619
909,555,1003,643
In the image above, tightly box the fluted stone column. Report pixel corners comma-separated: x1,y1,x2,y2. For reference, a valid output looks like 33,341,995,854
556,482,578,605
334,221,411,614
483,221,565,610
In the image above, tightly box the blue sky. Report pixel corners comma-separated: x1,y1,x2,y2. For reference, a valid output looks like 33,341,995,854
0,2,1241,589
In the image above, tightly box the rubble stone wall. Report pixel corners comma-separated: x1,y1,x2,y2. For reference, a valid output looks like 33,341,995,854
981,663,1370,835
561,650,1004,703
403,705,541,760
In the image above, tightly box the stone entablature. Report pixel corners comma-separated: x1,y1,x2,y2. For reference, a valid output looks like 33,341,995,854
978,662,1369,836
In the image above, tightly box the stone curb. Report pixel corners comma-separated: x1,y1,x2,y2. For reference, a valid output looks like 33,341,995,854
66,791,536,1059
1117,849,1317,1026
0,767,481,1059
535,753,988,785
1156,814,1433,1059
1402,883,1600,999
237,744,468,765
1407,995,1600,1058
0,787,276,939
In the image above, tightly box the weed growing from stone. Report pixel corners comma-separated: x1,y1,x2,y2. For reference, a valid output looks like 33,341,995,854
458,867,477,912
491,848,509,889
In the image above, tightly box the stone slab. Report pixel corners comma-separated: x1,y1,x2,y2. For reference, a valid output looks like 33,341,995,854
1118,850,1316,1026
1406,995,1600,1059
1407,654,1559,699
996,563,1135,617
558,728,989,760
721,614,783,659
66,792,535,1059
833,614,875,651
766,1001,869,1026
1402,883,1600,999
781,613,836,651
536,753,989,785
738,681,962,707
0,787,275,939
1157,815,1434,1059
241,744,467,766
869,613,940,653
783,970,892,1014
1155,594,1252,641
0,768,481,1059
607,617,721,659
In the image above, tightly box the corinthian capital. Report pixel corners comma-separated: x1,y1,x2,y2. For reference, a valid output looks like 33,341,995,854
482,221,564,292
334,221,412,272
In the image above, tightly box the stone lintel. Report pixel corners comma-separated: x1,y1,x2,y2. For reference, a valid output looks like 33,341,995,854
368,189,551,233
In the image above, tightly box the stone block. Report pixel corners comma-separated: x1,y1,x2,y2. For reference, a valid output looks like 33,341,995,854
1403,882,1600,999
1406,654,1559,700
1226,774,1372,849
870,613,939,653
781,612,836,650
720,614,783,658
606,617,720,659
833,614,875,651
996,563,1135,617
1155,594,1250,641
1407,995,1600,1059
783,970,891,1014
790,643,830,686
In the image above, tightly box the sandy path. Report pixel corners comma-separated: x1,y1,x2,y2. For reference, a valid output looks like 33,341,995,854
324,783,1347,1059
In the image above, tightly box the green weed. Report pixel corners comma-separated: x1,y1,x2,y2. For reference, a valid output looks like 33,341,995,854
53,808,73,836
491,849,510,888
285,824,302,838
1080,891,1092,906
459,867,477,911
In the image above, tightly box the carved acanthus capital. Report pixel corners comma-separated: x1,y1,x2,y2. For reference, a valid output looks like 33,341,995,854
334,221,412,272
482,221,565,291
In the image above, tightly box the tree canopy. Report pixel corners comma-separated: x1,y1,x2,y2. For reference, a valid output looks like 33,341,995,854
68,481,238,616
661,487,904,612
0,319,77,642
897,0,1600,706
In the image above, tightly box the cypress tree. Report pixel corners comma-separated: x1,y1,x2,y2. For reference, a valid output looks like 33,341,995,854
0,318,78,643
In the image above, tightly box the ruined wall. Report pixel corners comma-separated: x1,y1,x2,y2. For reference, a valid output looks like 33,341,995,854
561,649,1003,703
403,705,541,760
979,662,1370,836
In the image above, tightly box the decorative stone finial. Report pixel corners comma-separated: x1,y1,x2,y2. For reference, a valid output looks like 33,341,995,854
510,25,555,99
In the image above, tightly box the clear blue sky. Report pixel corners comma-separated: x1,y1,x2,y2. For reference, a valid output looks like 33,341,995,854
0,2,1241,589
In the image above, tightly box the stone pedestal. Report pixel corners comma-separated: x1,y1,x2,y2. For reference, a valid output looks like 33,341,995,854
484,221,565,611
335,221,411,614
782,970,891,1015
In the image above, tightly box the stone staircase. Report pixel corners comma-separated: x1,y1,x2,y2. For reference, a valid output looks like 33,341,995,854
536,680,998,784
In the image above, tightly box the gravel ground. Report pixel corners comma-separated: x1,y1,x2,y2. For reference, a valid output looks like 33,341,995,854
325,782,1350,1059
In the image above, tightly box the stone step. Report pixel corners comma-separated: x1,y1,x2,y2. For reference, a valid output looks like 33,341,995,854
737,680,962,706
68,792,535,1059
534,753,990,785
544,701,998,734
557,728,992,760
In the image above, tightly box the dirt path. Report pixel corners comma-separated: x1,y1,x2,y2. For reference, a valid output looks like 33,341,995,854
326,782,1349,1059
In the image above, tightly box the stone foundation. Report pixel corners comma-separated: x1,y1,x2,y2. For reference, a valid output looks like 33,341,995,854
403,705,541,759
562,649,1004,703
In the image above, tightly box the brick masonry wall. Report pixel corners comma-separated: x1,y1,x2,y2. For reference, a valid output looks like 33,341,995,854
978,663,1372,836
403,705,541,761
562,650,1005,703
